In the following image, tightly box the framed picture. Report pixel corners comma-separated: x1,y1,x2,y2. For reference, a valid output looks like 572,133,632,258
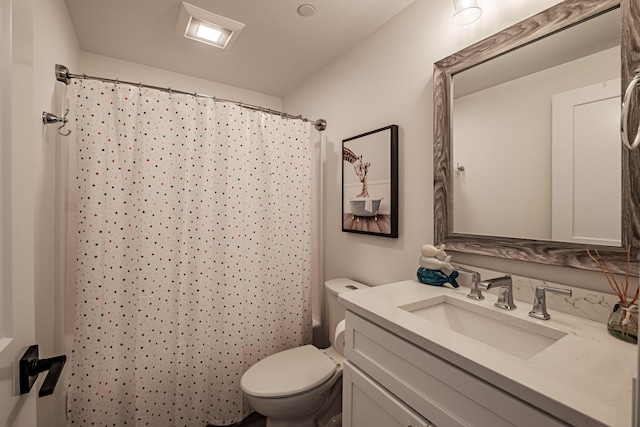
342,125,398,238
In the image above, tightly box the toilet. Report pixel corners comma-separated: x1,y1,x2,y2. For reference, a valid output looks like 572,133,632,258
240,278,368,427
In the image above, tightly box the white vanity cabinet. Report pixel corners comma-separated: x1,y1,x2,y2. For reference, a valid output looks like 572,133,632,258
343,311,570,427
343,361,432,427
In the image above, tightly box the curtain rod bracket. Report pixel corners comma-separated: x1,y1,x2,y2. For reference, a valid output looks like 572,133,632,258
55,64,70,85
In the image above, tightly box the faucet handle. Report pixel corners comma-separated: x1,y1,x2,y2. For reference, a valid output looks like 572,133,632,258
458,267,483,301
528,285,572,320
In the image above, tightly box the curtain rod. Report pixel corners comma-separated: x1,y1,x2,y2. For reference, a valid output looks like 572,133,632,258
54,64,327,131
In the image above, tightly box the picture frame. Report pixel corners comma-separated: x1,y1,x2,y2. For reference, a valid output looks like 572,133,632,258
342,125,398,238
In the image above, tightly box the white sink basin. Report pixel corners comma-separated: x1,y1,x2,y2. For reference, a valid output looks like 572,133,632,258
400,295,567,359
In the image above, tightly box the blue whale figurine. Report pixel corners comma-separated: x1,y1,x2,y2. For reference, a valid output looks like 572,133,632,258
417,268,459,288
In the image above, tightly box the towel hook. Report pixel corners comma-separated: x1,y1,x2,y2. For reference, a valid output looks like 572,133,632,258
42,108,71,136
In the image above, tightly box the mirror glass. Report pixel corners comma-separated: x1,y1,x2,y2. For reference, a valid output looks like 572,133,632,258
452,9,621,246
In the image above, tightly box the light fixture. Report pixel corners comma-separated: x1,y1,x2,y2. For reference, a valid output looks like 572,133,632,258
175,2,245,49
452,0,482,26
195,24,223,43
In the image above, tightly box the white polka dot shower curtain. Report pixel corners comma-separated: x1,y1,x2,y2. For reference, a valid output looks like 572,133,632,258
66,79,313,426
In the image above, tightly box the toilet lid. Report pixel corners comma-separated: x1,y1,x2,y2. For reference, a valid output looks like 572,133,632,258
241,345,337,398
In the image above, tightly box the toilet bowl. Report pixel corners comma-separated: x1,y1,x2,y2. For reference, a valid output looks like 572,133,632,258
240,279,368,427
241,345,343,427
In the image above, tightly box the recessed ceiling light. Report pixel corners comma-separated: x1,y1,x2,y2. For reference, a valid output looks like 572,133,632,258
175,2,245,49
297,4,316,17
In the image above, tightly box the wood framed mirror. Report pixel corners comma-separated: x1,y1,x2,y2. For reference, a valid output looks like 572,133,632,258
433,0,640,275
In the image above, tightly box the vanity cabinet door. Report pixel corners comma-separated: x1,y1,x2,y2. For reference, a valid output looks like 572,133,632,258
343,361,432,427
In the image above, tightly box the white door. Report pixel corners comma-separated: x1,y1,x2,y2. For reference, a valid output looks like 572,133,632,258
0,0,39,425
551,78,621,246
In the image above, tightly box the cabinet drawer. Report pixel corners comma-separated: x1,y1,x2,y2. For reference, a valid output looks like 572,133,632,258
345,312,568,427
343,361,432,427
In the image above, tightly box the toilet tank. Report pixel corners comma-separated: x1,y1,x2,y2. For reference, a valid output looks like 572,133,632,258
325,278,369,347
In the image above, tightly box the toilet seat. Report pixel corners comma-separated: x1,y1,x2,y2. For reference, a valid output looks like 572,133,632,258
241,345,337,398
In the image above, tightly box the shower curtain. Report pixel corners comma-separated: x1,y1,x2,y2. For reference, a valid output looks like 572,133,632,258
66,79,313,426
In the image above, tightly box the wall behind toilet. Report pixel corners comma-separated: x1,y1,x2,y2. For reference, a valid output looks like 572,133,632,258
283,0,615,301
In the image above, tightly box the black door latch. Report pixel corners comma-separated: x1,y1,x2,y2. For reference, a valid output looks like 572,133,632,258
19,345,67,397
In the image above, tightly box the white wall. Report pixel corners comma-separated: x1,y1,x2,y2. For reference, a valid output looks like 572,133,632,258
284,0,618,295
33,0,80,425
0,0,39,425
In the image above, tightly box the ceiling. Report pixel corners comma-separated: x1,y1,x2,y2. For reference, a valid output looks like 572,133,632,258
64,0,418,97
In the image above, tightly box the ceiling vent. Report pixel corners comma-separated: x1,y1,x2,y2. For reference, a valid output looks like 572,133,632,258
175,2,245,49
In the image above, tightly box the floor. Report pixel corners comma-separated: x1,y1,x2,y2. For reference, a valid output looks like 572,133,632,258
207,412,266,427
235,412,266,427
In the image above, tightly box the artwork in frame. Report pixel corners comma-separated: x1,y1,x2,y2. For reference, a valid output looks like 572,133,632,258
342,125,398,238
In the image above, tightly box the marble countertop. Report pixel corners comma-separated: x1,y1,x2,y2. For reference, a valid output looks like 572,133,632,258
339,279,637,427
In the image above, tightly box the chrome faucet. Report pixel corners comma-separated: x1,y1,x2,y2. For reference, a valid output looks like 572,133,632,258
529,285,572,320
458,267,483,301
478,275,516,310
